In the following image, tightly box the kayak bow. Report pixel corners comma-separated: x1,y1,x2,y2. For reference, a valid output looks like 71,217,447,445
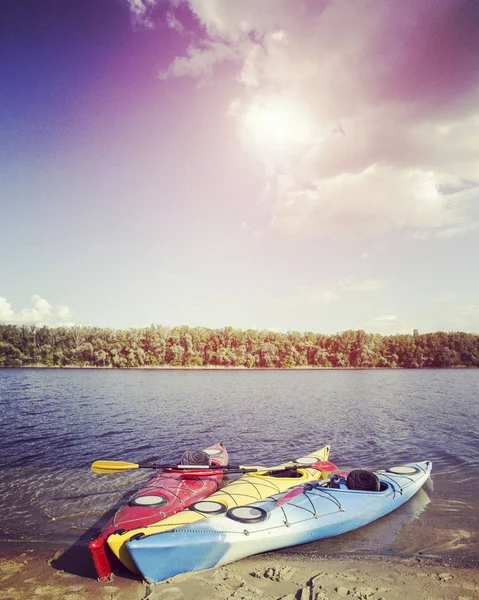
107,444,331,573
88,442,228,580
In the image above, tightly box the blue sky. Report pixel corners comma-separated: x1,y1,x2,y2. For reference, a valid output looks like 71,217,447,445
1,0,478,335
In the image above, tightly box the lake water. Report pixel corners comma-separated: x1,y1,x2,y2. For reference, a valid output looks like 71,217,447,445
0,368,478,567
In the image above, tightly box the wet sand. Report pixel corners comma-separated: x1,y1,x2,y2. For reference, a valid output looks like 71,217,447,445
1,543,478,600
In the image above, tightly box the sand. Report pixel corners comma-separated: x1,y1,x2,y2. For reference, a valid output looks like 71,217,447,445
0,544,478,600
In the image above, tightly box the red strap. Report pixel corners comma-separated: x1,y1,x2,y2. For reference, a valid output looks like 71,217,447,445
311,460,338,472
88,535,112,581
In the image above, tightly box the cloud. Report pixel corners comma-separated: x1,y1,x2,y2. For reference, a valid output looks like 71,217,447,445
0,298,15,322
18,295,52,323
126,0,158,29
148,0,479,240
166,11,184,32
0,295,74,326
160,39,241,79
267,153,478,241
184,0,479,113
187,0,297,42
56,305,72,320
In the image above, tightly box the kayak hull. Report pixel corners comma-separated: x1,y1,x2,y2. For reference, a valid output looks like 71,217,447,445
107,444,331,572
128,460,431,583
88,442,228,580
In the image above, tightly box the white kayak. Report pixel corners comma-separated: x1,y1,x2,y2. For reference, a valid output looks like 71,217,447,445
128,460,432,583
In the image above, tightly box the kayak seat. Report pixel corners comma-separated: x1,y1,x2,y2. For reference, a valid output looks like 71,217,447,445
269,468,303,478
346,470,380,492
180,450,211,466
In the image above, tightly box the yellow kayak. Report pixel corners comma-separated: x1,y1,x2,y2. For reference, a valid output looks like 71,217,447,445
107,444,331,573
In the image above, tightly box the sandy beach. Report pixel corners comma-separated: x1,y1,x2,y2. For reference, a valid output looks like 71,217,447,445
1,543,478,600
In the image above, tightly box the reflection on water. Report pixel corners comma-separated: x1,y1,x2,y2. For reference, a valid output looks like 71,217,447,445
0,368,478,562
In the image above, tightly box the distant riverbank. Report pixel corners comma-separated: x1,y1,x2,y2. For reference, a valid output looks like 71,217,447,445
3,364,378,369
1,364,475,370
2,323,478,369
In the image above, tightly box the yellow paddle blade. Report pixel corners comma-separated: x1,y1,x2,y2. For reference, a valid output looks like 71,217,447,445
91,460,140,473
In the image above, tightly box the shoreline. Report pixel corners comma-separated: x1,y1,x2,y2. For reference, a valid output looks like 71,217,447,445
1,544,478,600
1,364,476,370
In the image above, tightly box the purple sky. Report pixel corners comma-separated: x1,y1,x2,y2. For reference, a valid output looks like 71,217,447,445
1,0,478,334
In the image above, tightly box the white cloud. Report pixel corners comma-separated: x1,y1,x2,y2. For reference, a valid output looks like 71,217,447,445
269,165,476,240
166,11,184,32
126,0,158,29
18,295,52,324
0,298,15,322
374,315,397,322
188,0,294,42
56,305,72,320
0,295,74,326
159,40,241,79
152,0,479,240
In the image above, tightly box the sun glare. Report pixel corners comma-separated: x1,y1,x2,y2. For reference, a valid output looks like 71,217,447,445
240,95,313,159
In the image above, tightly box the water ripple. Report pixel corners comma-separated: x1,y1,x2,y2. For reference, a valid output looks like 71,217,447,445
0,368,478,559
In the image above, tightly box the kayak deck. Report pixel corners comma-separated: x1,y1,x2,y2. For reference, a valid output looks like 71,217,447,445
88,442,228,580
107,444,331,572
128,460,432,583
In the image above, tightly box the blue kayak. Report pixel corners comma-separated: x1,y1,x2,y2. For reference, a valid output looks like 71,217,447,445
128,460,432,583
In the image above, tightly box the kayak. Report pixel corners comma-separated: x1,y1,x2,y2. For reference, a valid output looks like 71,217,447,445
128,460,432,583
107,444,331,573
89,442,228,580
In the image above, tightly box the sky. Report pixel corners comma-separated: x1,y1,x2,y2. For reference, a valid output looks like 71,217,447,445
1,0,478,335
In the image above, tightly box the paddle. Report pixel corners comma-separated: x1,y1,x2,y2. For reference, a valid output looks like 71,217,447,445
268,461,340,509
91,461,264,474
91,459,334,475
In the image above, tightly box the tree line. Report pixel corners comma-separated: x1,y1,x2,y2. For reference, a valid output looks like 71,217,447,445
1,324,478,368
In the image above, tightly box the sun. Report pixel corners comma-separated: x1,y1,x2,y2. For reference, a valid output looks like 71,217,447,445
239,95,313,159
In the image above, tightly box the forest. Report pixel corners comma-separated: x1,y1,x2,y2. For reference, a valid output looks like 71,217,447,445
0,324,478,369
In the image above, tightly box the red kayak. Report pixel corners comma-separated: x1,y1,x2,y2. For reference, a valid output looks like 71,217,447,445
89,443,228,580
